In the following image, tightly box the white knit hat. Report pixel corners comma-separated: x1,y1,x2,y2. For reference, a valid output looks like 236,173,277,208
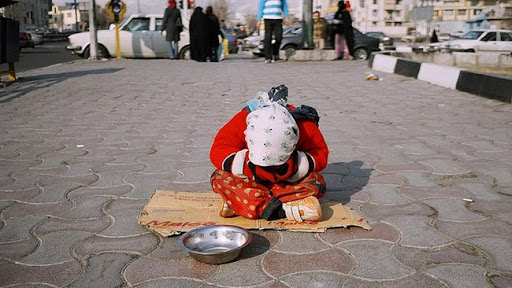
245,103,299,166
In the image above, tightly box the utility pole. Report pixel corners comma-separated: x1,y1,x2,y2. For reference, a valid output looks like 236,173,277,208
74,0,79,31
88,0,99,59
303,0,313,49
183,3,188,28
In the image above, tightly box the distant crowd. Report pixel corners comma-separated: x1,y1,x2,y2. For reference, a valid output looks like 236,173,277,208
161,0,224,62
160,0,355,62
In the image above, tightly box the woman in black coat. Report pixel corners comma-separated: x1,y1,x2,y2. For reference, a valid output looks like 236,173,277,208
333,0,354,59
189,7,209,62
161,0,182,59
206,6,224,62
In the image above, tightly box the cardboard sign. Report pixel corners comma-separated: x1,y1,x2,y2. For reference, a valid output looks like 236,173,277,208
139,190,371,237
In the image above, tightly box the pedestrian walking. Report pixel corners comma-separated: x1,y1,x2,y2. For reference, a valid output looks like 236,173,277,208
257,0,290,63
333,0,354,60
161,0,183,60
313,11,327,50
209,84,329,222
189,6,209,62
205,6,224,62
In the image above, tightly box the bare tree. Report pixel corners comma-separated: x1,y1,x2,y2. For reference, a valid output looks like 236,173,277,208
95,6,111,29
209,0,231,25
245,13,257,34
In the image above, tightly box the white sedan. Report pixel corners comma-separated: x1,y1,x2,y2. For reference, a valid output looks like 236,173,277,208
445,29,512,53
66,14,190,59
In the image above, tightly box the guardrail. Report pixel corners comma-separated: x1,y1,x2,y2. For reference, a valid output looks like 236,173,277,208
369,52,512,103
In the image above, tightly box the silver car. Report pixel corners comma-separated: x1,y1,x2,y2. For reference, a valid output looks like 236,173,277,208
245,25,302,57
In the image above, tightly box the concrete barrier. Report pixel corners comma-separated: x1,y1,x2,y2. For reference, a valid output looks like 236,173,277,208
284,49,337,61
369,53,512,103
417,63,461,90
384,51,512,74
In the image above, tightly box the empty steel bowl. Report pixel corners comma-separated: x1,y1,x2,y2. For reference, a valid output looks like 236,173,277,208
179,225,252,264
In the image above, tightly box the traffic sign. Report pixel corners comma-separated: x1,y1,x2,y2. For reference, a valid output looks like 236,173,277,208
105,0,127,22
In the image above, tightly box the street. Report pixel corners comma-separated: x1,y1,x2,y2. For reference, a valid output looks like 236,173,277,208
0,56,510,287
14,41,79,73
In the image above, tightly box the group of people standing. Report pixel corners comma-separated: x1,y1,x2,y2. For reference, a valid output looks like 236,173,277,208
160,0,224,62
258,0,355,63
189,6,224,62
313,0,354,60
162,0,355,62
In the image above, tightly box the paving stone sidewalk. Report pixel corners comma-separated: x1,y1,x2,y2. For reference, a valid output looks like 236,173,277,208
0,57,511,287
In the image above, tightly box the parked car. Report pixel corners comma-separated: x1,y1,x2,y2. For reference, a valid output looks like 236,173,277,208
224,27,248,39
25,32,44,46
365,31,393,47
444,29,512,53
249,25,302,57
242,26,299,54
248,25,380,60
437,33,452,42
22,26,45,46
401,31,426,43
350,29,381,59
19,32,35,49
222,30,239,54
450,31,466,39
67,14,190,59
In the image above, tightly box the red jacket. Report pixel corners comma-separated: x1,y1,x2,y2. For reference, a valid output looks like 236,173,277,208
210,106,329,183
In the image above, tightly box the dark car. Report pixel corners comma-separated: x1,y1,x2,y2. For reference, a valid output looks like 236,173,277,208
222,30,239,54
365,31,393,47
244,25,300,55
350,29,381,59
254,25,303,57
324,22,381,59
224,27,248,39
252,25,380,60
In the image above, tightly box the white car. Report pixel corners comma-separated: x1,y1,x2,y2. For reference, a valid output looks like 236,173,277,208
445,29,512,53
66,14,190,59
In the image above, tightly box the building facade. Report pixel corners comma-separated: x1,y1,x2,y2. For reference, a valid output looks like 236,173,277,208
0,0,50,30
418,0,512,33
48,1,90,32
352,0,410,36
313,0,410,36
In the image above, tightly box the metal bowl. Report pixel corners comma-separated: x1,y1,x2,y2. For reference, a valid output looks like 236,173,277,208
179,225,252,264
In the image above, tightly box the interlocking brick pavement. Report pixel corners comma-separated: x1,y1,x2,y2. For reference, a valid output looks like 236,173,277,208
0,56,511,287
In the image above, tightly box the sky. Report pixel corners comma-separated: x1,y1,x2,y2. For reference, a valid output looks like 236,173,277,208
52,0,302,16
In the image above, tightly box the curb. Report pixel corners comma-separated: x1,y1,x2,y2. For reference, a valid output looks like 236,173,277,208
369,53,512,103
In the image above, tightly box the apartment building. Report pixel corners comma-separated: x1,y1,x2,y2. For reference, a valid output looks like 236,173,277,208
418,0,512,33
313,0,411,36
353,0,411,36
48,1,90,32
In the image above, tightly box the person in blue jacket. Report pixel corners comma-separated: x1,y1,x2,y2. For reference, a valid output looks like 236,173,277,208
257,0,290,63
